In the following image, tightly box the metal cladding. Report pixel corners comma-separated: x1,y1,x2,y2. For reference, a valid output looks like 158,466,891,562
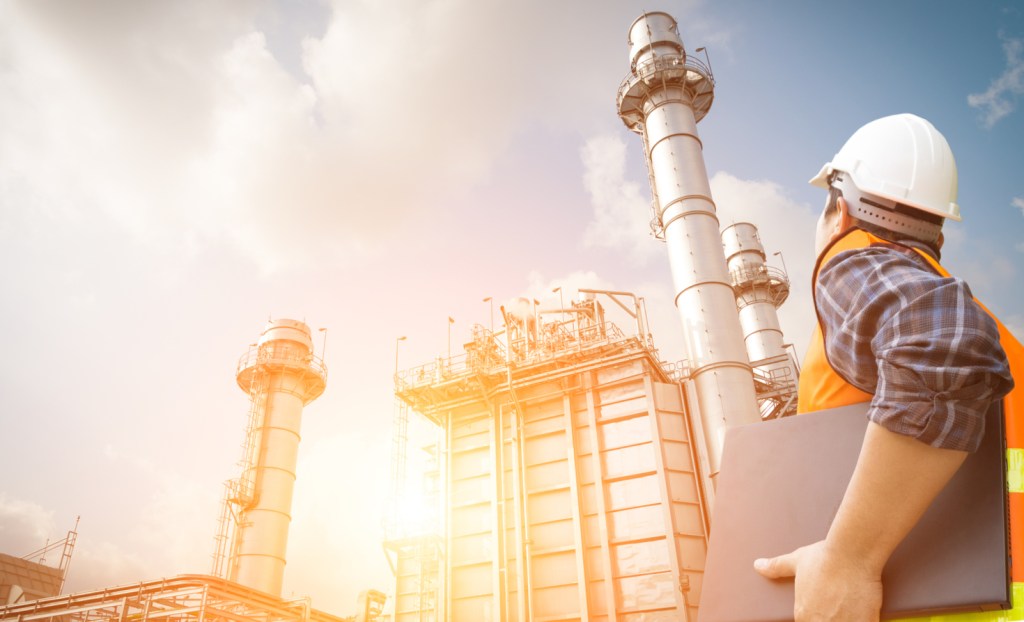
389,296,710,621
617,12,761,477
227,319,327,596
721,224,794,361
722,223,788,360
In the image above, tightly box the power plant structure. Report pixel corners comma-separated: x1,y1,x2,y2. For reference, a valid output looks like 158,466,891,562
0,320,379,622
615,12,763,480
721,223,799,419
384,12,801,621
212,319,328,596
386,292,711,621
1,519,78,605
0,11,801,622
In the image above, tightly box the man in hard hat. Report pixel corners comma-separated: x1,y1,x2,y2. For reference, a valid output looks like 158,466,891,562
753,113,1020,620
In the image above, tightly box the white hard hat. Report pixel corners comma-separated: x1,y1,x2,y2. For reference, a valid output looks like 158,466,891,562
809,113,960,222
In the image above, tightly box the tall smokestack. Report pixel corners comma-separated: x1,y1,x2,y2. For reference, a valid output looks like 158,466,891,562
616,12,760,477
722,222,799,417
221,319,327,595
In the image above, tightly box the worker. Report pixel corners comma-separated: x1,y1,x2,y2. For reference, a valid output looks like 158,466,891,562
753,113,1021,621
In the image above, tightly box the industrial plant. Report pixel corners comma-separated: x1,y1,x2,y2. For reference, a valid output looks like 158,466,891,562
1,12,800,622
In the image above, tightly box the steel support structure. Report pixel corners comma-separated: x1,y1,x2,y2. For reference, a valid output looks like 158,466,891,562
390,296,710,620
0,574,343,622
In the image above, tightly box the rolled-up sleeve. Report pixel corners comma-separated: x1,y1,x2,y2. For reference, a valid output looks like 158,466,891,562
816,247,1014,452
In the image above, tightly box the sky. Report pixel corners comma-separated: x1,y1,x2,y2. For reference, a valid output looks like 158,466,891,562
0,0,1022,615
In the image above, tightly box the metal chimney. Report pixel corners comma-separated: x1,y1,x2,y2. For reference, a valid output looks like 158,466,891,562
218,319,327,595
616,12,760,477
722,222,799,418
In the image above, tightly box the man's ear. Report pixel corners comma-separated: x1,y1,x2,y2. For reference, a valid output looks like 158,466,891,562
835,196,855,234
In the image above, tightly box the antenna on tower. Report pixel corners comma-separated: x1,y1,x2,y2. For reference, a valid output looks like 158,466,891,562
19,516,80,594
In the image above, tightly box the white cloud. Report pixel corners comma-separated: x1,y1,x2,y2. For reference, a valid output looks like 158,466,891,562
943,226,1019,311
709,172,820,356
968,36,1024,128
285,432,392,611
0,492,152,593
5,1,671,274
1,0,729,274
579,134,659,264
949,252,1017,305
524,269,616,307
70,540,148,593
578,162,821,356
1013,196,1024,217
43,451,221,595
0,494,56,555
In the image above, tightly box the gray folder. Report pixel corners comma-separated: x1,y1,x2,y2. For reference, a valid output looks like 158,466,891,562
700,402,1009,621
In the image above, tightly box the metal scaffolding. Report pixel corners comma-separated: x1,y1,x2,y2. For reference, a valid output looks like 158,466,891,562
0,574,344,622
15,517,80,597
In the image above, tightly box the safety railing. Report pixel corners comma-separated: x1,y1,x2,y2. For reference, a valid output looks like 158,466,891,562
395,321,639,392
236,344,328,385
0,574,346,622
729,264,791,306
662,359,692,383
617,51,715,107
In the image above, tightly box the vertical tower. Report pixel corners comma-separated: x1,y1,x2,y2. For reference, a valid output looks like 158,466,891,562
721,223,799,418
616,12,760,476
218,319,327,596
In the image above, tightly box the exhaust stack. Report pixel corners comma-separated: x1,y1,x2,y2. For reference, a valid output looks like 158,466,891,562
722,223,799,418
616,12,761,477
217,319,327,595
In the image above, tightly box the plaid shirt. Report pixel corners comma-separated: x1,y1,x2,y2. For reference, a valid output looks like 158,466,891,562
816,242,1014,452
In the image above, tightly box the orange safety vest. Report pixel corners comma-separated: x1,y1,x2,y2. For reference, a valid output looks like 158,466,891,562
799,228,1024,621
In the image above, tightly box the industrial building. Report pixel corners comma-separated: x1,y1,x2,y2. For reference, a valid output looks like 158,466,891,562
382,12,798,620
386,292,711,621
1,11,797,622
384,289,793,619
0,320,382,622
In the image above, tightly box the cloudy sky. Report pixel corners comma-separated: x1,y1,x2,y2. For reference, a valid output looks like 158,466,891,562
1,0,1022,615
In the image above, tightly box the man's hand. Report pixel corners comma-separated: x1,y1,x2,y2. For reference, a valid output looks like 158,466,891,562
755,540,882,622
750,422,966,621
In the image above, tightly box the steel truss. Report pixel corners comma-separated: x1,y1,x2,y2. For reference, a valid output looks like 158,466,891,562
0,575,344,622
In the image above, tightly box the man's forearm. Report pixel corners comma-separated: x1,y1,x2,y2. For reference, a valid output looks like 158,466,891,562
824,421,968,574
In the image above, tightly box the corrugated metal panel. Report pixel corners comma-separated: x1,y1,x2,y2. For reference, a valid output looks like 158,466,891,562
0,553,63,604
394,350,708,621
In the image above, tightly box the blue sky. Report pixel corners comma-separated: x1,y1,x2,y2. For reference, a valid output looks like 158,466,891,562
0,0,1020,615
706,0,1024,313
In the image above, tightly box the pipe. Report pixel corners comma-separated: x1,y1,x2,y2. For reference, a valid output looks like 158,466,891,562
617,12,760,478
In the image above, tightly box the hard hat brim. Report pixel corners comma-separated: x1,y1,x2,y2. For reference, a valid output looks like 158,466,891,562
808,163,832,189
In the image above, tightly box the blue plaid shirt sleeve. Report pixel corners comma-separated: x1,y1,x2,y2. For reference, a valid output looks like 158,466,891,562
816,246,1014,452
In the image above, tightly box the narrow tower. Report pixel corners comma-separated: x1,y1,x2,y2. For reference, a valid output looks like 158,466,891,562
217,319,327,596
721,222,799,418
616,12,760,476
